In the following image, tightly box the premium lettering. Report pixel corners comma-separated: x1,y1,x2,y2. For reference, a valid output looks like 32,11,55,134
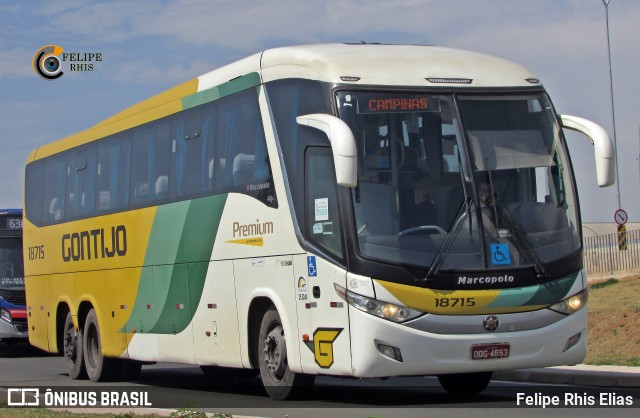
62,225,127,262
233,219,273,238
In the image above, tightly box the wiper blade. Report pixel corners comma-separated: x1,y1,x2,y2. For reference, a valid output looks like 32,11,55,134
493,200,549,279
423,198,472,282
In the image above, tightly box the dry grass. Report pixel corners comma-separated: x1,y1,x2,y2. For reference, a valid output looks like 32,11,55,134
585,274,640,366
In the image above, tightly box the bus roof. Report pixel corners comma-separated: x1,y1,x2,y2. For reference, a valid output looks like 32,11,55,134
28,44,540,162
259,43,538,88
0,209,22,216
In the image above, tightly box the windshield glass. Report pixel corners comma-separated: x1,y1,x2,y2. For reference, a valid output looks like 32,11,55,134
0,238,24,289
336,91,580,273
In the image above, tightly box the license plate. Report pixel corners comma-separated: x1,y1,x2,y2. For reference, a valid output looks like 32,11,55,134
471,343,510,360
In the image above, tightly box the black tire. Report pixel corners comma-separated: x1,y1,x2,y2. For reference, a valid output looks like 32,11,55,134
62,312,87,379
83,309,120,382
258,307,314,400
437,371,493,395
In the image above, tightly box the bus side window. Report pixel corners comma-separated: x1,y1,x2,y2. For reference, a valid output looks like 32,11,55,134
305,147,343,259
43,155,67,223
214,88,276,207
96,135,130,213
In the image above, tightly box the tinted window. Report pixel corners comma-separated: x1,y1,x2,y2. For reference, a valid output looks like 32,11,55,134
25,85,276,226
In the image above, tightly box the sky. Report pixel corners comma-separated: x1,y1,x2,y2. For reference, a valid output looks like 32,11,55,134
0,0,638,224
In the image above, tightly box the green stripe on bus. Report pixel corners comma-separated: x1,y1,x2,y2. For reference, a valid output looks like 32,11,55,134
486,273,577,310
124,194,227,334
521,274,577,306
181,72,261,110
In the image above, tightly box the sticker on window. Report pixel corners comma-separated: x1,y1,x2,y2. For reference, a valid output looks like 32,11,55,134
315,198,329,221
313,222,334,235
490,243,512,265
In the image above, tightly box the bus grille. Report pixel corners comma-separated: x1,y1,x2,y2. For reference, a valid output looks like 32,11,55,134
13,318,28,332
2,292,26,306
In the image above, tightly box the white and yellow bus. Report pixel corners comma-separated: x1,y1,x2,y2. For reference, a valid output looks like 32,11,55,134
24,44,614,399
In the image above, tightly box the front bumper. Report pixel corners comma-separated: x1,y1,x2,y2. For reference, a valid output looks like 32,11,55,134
349,305,586,377
0,315,28,341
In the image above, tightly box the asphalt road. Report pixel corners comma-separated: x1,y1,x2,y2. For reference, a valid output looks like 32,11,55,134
1,341,638,417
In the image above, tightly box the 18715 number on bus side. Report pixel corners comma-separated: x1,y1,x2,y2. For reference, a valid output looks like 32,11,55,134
28,245,44,260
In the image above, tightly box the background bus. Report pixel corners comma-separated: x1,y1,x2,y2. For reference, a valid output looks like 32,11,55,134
24,44,614,399
0,208,27,344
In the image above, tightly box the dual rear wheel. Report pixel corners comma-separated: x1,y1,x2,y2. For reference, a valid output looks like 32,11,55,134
62,310,141,382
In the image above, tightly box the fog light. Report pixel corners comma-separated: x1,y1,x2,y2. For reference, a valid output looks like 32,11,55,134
563,332,581,352
377,343,403,362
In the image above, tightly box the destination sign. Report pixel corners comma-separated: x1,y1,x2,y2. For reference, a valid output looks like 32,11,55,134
1,217,22,230
356,93,440,114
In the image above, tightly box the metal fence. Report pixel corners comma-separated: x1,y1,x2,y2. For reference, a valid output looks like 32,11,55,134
583,228,640,277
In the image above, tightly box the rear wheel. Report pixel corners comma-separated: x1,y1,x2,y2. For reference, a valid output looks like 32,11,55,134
63,312,87,379
83,309,120,382
258,307,314,400
437,371,493,395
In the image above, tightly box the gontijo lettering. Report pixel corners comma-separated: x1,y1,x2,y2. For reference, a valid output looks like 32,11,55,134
62,225,127,262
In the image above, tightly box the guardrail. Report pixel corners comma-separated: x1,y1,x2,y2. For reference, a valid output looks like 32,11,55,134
583,228,640,277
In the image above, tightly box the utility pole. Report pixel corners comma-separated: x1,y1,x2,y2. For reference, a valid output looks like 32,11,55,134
602,0,622,211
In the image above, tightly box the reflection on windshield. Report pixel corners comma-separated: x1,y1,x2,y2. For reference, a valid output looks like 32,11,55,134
337,91,580,273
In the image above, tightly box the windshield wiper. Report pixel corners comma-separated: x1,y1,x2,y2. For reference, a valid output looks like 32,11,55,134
484,162,548,279
423,197,472,282
492,198,549,279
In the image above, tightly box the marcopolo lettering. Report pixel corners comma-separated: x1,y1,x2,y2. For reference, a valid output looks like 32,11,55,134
62,225,127,262
458,275,514,285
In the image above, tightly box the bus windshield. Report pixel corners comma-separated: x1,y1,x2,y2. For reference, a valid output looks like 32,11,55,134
0,212,24,290
0,238,23,289
336,91,580,273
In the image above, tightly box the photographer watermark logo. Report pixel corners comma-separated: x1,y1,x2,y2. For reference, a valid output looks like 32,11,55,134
7,388,40,406
32,45,64,80
7,387,152,407
33,45,103,80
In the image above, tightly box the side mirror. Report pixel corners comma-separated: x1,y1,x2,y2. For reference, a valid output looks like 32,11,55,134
561,115,616,187
296,114,357,187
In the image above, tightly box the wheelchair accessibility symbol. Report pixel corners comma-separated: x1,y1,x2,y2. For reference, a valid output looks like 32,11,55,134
490,243,511,265
307,256,318,277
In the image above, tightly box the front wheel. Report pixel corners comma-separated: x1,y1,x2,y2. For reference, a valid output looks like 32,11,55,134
63,312,87,379
258,307,314,400
437,371,493,395
83,309,120,382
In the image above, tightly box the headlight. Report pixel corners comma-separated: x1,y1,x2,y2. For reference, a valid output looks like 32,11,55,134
334,284,423,323
548,288,588,315
0,308,12,324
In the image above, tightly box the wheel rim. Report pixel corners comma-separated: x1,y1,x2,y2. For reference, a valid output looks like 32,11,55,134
64,326,77,361
263,324,287,381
